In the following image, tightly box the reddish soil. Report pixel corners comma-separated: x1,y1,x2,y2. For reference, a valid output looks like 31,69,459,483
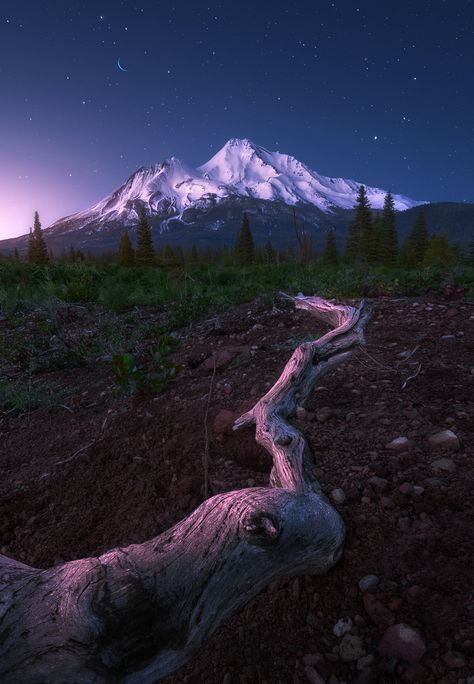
1,294,473,683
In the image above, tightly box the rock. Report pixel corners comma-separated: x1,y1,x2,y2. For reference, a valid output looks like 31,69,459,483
203,349,236,371
304,666,326,684
357,654,374,671
413,486,424,496
386,437,410,452
223,383,232,395
428,430,459,450
213,409,236,435
333,617,353,637
442,651,466,668
363,594,394,628
331,488,347,505
316,406,332,423
368,476,389,492
399,482,414,495
358,575,379,592
431,458,456,473
339,634,366,662
296,406,308,420
378,624,426,664
302,654,324,667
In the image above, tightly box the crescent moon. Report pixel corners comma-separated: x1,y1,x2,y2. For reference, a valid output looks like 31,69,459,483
117,58,127,72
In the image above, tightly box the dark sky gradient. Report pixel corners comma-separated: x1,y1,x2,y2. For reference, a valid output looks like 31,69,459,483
1,0,473,237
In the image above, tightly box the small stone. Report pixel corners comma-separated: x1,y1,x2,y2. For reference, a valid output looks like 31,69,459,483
363,594,394,628
413,486,425,496
368,476,389,492
442,651,466,669
378,623,426,664
399,482,414,495
203,349,236,370
339,634,366,662
331,488,346,505
296,406,308,420
357,654,374,671
358,575,379,592
304,666,326,684
333,617,353,637
213,409,236,435
431,457,456,473
386,437,410,452
316,406,332,423
223,383,232,395
428,430,459,450
407,585,421,598
302,654,324,667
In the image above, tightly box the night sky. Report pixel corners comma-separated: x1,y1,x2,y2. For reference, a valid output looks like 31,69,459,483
1,1,473,238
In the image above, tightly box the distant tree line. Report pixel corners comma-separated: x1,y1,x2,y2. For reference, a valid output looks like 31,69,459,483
3,198,472,268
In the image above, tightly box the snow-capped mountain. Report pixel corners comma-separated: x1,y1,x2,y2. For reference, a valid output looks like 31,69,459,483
48,138,425,235
0,138,435,255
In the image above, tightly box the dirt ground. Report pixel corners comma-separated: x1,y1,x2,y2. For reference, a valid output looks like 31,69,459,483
1,293,473,683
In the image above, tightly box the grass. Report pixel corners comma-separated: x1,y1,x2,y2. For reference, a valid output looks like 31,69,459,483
0,261,473,330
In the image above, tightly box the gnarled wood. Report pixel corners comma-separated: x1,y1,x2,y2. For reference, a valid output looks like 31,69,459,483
0,294,371,683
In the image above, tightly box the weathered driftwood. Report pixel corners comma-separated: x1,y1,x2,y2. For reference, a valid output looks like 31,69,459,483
0,295,371,683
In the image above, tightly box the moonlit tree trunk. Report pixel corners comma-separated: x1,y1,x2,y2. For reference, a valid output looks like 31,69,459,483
0,295,372,684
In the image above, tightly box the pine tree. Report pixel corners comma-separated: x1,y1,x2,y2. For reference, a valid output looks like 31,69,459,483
27,213,49,264
423,233,458,267
13,248,19,260
189,244,199,265
135,209,155,266
264,238,276,264
234,214,255,266
161,244,176,267
118,230,135,266
345,185,372,263
406,210,429,265
380,192,398,265
323,228,339,266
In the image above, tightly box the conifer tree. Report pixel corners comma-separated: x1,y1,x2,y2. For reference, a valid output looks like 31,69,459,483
380,192,398,265
13,248,19,260
161,244,176,267
189,244,199,265
406,210,429,265
323,228,339,266
135,209,155,265
345,185,372,263
118,230,135,266
264,238,276,264
27,212,49,264
423,233,458,267
234,214,255,266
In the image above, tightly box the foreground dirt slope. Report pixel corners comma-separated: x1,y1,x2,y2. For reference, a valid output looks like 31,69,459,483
1,295,473,683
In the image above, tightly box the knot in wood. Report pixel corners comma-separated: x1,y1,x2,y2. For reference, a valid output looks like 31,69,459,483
241,512,281,546
276,433,292,446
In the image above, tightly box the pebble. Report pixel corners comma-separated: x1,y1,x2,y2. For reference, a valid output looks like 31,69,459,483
358,575,380,592
386,436,410,452
330,488,347,505
378,623,427,664
399,482,414,495
304,666,326,684
333,617,353,637
431,458,456,473
339,634,366,662
213,409,236,435
356,654,374,671
428,429,460,450
368,476,389,492
442,651,467,669
296,406,308,420
316,406,332,423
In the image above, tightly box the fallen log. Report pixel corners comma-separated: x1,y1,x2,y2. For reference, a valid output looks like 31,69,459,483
0,294,371,683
